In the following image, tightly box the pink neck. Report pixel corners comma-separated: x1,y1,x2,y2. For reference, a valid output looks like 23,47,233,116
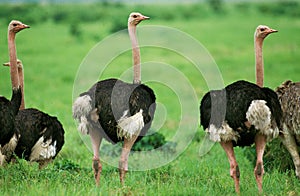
8,31,20,90
255,37,264,88
18,67,25,110
128,25,141,84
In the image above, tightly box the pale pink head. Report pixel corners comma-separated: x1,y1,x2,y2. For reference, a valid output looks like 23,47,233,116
128,12,150,26
255,25,278,39
8,20,30,33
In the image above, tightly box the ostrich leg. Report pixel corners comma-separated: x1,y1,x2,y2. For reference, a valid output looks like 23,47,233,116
280,131,300,178
119,134,139,184
220,141,240,194
89,128,103,186
254,134,266,193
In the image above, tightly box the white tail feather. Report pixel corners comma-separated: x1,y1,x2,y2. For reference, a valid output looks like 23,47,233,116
78,116,89,135
1,133,19,163
117,109,144,139
246,100,271,131
29,136,57,161
246,100,278,138
72,95,93,134
207,122,238,142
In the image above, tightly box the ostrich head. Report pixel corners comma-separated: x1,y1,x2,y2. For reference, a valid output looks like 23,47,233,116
3,59,23,69
255,25,278,39
128,12,150,26
8,20,30,33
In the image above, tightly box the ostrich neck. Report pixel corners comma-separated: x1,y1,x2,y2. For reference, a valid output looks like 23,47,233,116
128,25,141,84
8,31,20,90
255,37,264,88
18,67,25,110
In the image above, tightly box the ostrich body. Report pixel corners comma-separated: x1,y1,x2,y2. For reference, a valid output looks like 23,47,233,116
276,81,300,178
0,20,28,165
199,25,280,193
4,59,65,168
72,12,155,186
14,108,65,166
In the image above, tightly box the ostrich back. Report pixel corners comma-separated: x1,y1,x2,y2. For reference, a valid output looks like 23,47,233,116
276,81,300,134
85,78,156,144
0,88,21,146
14,108,65,160
200,80,282,147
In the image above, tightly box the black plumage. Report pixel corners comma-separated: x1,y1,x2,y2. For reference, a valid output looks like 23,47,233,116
80,78,156,144
0,88,21,146
13,108,65,164
200,80,282,147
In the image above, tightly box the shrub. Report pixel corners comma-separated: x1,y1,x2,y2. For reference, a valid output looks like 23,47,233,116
133,131,168,151
206,0,224,13
54,158,82,171
69,23,82,38
257,1,300,17
101,131,177,157
109,15,128,33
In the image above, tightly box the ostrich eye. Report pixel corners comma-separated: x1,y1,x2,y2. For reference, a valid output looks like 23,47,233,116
132,15,137,18
12,23,17,27
260,28,266,32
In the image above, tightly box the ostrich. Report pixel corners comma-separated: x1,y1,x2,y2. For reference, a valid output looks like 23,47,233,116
3,60,65,168
0,20,29,165
276,82,300,178
254,25,300,179
72,12,155,186
199,25,281,193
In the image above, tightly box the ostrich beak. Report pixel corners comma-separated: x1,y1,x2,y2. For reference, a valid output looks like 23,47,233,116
141,15,150,20
3,62,9,67
22,24,30,29
268,29,278,34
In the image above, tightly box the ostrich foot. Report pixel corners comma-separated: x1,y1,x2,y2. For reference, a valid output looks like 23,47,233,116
92,158,102,186
231,165,240,194
254,162,264,193
119,168,128,185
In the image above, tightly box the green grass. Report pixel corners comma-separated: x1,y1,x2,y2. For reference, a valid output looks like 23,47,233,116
0,2,300,195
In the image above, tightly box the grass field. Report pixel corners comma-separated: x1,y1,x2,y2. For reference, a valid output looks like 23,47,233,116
0,2,300,195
